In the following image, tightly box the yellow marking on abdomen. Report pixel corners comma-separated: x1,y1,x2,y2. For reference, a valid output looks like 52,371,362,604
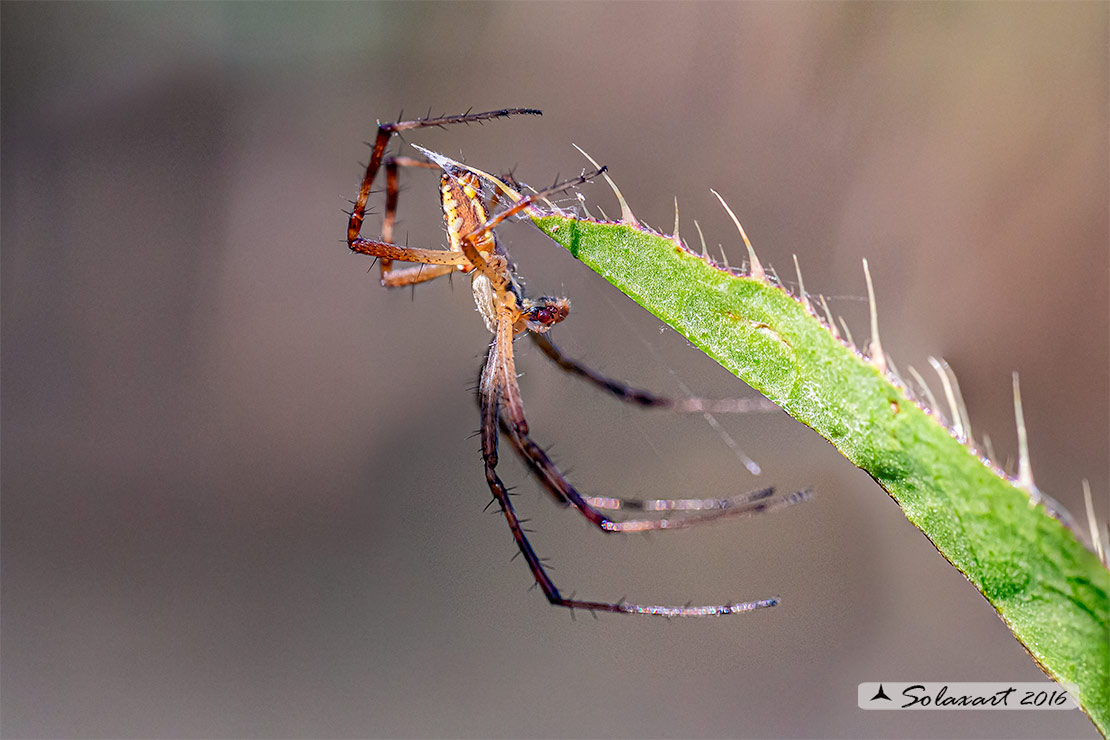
441,172,493,255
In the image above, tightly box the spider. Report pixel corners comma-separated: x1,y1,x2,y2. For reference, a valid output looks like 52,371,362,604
346,108,806,617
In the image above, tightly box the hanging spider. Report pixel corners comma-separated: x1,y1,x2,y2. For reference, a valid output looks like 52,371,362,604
346,108,806,617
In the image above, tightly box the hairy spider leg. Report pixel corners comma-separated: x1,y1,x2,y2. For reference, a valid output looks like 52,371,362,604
500,418,809,518
502,397,809,532
346,108,541,287
357,156,514,288
378,156,515,288
346,163,529,287
492,387,809,518
378,156,456,287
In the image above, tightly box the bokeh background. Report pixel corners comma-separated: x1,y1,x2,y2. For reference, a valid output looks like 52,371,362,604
3,3,1106,738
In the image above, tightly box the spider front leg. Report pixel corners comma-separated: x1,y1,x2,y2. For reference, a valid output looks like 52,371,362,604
480,311,778,618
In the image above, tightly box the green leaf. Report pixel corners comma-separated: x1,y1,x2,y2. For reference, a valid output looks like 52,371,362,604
532,211,1110,734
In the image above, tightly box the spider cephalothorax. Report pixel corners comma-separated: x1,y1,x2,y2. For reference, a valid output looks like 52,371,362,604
346,108,805,616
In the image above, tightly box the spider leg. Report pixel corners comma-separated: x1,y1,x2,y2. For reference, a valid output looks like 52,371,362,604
347,109,541,284
376,156,444,286
581,489,811,514
380,157,439,244
506,417,809,531
494,405,802,516
348,239,470,269
348,108,541,245
496,417,569,507
499,417,812,514
374,155,493,288
380,263,458,288
480,314,778,618
530,333,778,414
493,328,808,531
527,334,798,512
496,413,810,516
495,304,528,435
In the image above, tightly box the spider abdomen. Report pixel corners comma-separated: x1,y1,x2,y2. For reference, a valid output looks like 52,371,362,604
441,170,496,267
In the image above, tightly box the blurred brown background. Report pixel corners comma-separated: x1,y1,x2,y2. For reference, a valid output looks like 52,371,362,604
2,3,1106,738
